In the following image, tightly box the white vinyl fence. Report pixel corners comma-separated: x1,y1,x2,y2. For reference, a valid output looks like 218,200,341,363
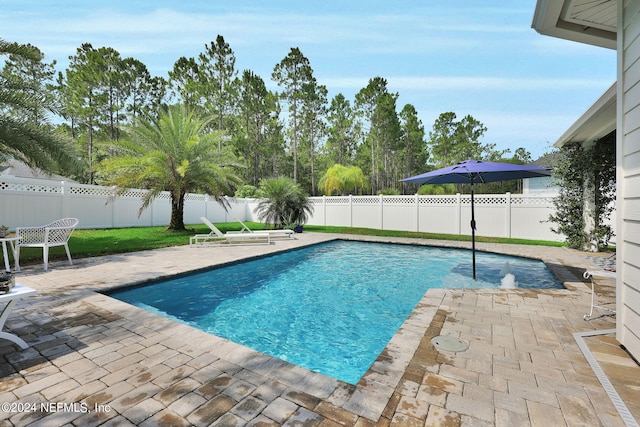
0,177,245,230
304,194,562,241
0,176,565,241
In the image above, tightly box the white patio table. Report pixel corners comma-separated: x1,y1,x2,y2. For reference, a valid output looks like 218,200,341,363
0,283,36,349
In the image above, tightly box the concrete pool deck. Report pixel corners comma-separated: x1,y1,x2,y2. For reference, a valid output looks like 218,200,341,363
0,233,638,426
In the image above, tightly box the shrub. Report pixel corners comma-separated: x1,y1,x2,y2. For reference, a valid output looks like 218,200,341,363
417,184,457,195
549,133,615,250
378,188,399,195
255,177,313,229
235,185,263,198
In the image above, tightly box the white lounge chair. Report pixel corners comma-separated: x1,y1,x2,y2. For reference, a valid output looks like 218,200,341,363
190,217,270,246
15,218,79,271
235,218,294,239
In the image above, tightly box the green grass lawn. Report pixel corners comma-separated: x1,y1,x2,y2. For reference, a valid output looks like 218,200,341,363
9,222,564,267
9,222,242,265
303,225,565,247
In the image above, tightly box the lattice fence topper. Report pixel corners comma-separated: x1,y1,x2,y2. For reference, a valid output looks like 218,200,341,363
68,186,113,197
511,196,555,205
324,197,350,204
111,188,151,198
109,188,171,199
67,186,230,202
383,196,417,204
308,194,556,207
353,197,380,204
418,196,458,205
0,179,61,193
462,195,507,205
185,193,208,201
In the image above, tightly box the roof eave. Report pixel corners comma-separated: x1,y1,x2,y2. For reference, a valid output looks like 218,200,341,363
553,82,617,148
532,0,617,50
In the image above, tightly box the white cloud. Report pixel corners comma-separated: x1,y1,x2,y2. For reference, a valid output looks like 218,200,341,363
3,6,532,61
321,75,614,92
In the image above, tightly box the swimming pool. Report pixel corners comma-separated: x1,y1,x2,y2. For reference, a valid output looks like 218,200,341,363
107,240,562,384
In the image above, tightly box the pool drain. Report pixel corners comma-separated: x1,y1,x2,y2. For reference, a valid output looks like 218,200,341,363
431,335,469,352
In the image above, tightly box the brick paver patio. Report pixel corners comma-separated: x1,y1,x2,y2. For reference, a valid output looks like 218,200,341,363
0,233,637,426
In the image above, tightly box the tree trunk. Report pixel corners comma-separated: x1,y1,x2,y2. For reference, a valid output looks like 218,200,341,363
88,116,93,184
292,103,298,183
310,125,316,196
253,150,260,187
169,192,186,230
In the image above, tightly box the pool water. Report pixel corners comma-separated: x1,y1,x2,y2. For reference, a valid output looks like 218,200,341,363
107,240,562,384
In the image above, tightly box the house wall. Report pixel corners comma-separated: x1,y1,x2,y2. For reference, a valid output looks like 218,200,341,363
617,0,640,360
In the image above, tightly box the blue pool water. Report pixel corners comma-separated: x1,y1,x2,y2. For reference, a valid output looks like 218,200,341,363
107,240,562,384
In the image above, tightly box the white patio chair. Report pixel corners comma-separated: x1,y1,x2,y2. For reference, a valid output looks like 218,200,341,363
15,218,79,271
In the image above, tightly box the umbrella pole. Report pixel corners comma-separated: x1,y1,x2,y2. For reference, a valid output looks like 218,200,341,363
471,182,476,280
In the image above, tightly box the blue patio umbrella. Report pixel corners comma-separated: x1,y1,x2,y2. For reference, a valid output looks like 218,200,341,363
401,159,551,280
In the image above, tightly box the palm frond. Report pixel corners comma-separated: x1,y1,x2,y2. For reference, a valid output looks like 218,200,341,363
1,39,82,175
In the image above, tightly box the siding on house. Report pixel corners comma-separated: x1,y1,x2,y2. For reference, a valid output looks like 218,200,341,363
618,0,640,360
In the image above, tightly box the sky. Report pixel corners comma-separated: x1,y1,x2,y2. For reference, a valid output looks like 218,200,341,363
1,0,617,160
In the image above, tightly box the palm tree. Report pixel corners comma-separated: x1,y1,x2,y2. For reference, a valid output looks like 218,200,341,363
100,104,243,230
0,39,81,174
255,177,313,229
319,164,366,195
